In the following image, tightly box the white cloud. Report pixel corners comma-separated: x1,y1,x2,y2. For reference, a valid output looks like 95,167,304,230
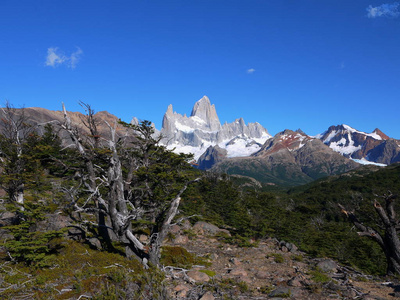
247,68,256,74
367,2,400,18
45,47,83,68
45,47,66,67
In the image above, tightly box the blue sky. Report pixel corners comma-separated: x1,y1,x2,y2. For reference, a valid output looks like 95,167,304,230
1,1,399,138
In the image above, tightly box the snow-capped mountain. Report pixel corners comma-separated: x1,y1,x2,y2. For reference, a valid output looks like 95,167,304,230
255,129,314,155
160,96,271,160
210,129,359,186
316,124,400,165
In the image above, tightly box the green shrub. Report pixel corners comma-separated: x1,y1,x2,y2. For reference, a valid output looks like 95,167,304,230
266,253,285,263
291,254,304,262
160,246,196,269
199,269,216,277
310,268,331,283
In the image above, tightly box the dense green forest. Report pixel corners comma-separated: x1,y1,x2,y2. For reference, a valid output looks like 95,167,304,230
0,104,399,298
181,163,400,275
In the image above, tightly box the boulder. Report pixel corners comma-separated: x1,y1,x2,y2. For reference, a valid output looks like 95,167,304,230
193,221,221,236
173,284,191,298
316,259,338,273
199,291,215,300
269,286,291,298
187,270,210,283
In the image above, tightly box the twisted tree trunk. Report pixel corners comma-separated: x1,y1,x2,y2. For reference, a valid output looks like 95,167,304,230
62,104,199,268
339,193,400,275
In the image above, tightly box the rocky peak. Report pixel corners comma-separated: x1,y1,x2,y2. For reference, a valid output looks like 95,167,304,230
160,96,271,161
255,130,311,156
373,128,389,140
166,104,174,116
190,96,221,131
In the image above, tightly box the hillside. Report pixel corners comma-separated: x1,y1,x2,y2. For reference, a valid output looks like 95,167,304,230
0,103,399,299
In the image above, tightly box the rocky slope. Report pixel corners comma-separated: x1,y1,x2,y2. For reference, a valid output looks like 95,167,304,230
164,221,396,299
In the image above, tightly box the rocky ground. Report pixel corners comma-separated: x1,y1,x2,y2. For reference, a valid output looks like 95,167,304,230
163,221,400,300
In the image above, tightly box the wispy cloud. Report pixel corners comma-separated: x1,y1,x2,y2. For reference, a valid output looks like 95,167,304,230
45,47,83,68
70,48,83,69
339,62,345,69
247,68,255,74
367,2,400,18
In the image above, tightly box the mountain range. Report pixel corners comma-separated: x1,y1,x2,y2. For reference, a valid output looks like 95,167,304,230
157,96,400,186
1,97,399,187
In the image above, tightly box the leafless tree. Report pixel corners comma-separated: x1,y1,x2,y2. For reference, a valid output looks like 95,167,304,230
0,102,32,205
61,103,199,267
339,192,400,275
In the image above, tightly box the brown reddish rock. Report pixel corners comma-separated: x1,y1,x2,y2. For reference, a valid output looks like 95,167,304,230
187,270,210,283
173,284,190,298
199,291,215,300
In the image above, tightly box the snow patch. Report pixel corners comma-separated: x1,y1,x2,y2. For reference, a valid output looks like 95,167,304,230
190,115,206,124
329,142,361,155
174,122,195,133
342,124,382,140
221,139,262,158
352,158,386,167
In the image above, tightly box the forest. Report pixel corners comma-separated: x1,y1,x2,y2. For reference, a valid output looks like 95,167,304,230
0,103,399,299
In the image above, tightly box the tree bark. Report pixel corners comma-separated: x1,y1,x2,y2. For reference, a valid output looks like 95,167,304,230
339,193,400,275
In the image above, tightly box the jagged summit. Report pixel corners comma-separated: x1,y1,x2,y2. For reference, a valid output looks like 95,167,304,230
190,96,220,130
160,96,271,160
316,124,399,165
372,128,389,140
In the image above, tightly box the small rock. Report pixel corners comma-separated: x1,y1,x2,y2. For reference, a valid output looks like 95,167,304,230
174,235,189,245
287,276,303,287
0,211,18,226
229,268,248,276
229,258,241,265
290,244,298,252
210,253,219,260
199,291,215,300
88,237,102,250
255,271,269,279
173,284,190,298
269,286,291,298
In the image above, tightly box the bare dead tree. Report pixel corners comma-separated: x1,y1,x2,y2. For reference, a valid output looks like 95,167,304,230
61,103,199,268
339,192,400,275
0,102,33,205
